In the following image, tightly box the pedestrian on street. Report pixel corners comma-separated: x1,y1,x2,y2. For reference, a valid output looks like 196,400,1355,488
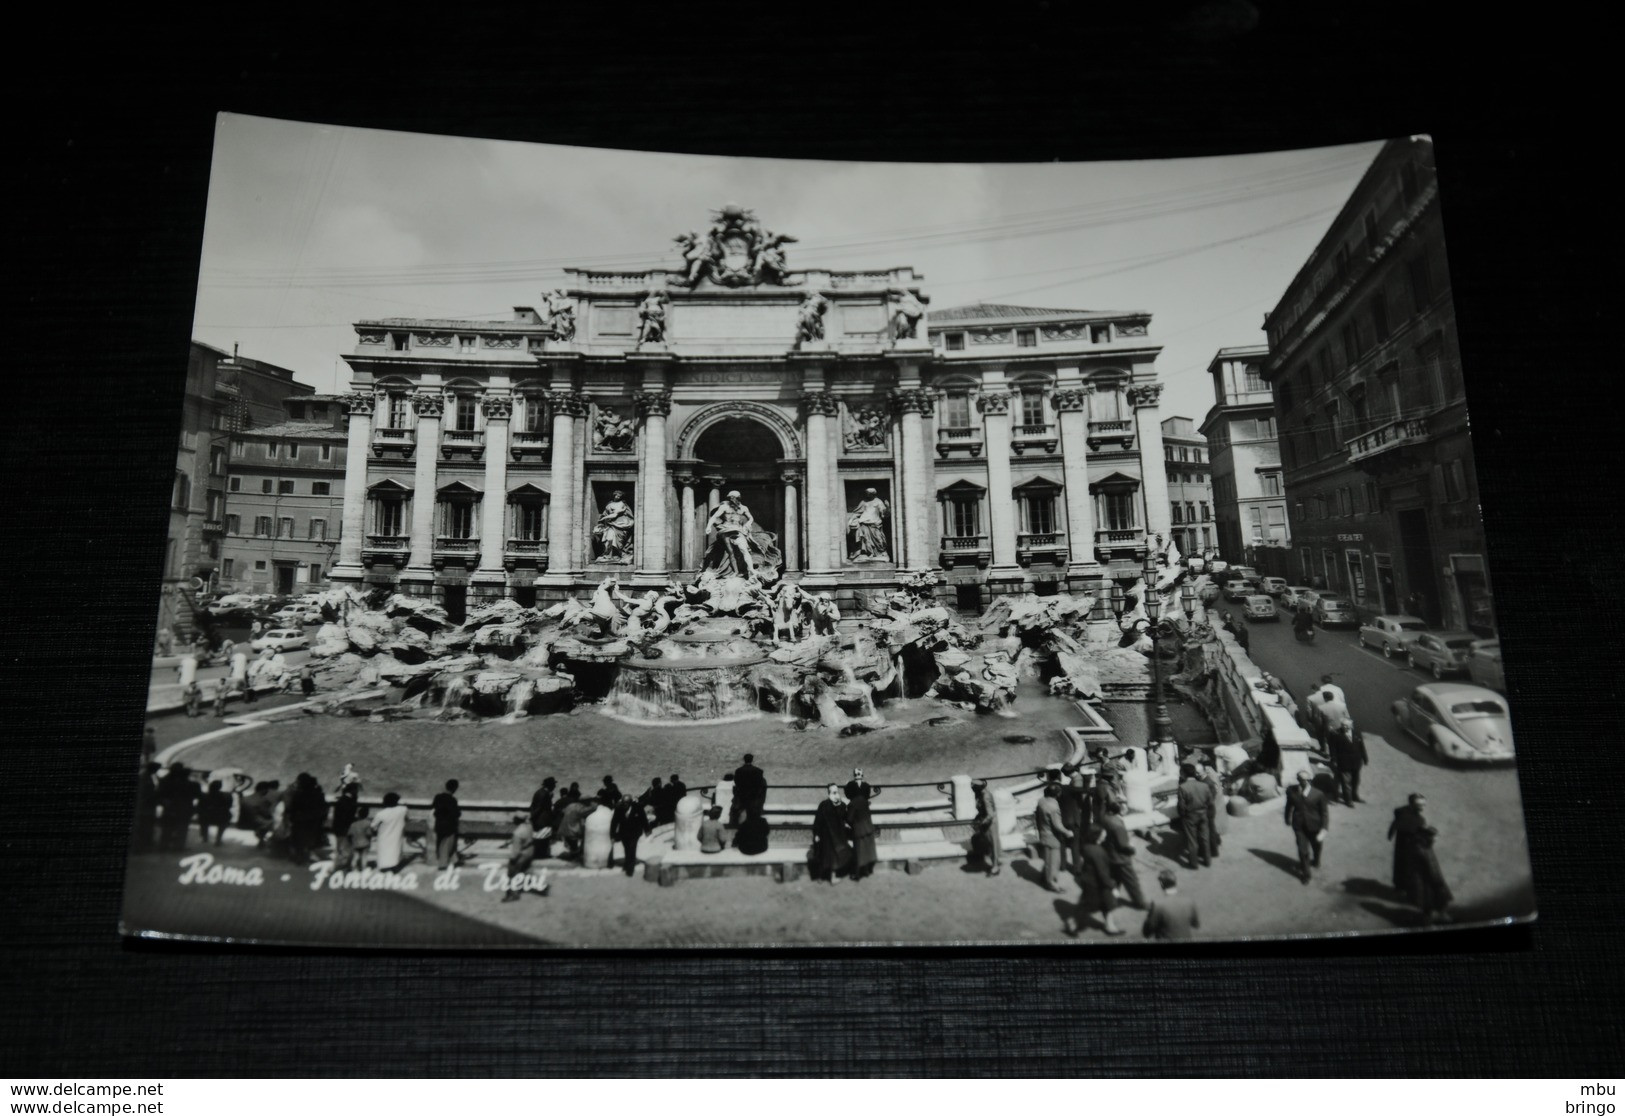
808,784,853,883
1327,722,1369,807
1388,793,1454,924
1284,768,1331,884
197,779,232,845
502,813,535,902
286,772,329,864
1034,784,1074,893
698,805,729,854
345,805,372,870
1142,868,1202,940
432,778,462,870
156,764,199,851
299,662,315,698
529,777,557,857
1177,763,1214,869
731,753,767,826
846,776,879,881
971,779,1002,876
1076,832,1126,935
610,793,648,877
182,680,202,718
212,681,228,718
370,793,408,872
1100,799,1147,910
664,773,687,824
332,782,362,863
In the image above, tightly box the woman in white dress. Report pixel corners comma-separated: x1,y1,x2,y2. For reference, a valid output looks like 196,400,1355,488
370,791,409,871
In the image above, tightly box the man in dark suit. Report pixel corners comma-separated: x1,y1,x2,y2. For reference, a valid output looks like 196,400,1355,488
432,779,462,871
1058,765,1091,874
731,753,767,826
1142,868,1202,940
1100,799,1147,910
662,773,687,824
1326,723,1369,807
1176,764,1214,869
610,794,649,877
1033,785,1074,893
1284,768,1331,883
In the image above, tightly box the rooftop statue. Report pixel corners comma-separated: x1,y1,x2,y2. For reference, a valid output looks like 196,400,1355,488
669,205,799,288
542,289,576,341
636,290,668,344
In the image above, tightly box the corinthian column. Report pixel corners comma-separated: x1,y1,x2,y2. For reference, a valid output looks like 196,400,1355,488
474,393,512,593
634,391,672,579
1053,382,1100,575
544,391,585,579
979,390,1019,576
332,392,374,584
801,391,839,575
403,391,444,590
890,388,935,571
675,474,699,571
780,466,803,573
1129,383,1172,544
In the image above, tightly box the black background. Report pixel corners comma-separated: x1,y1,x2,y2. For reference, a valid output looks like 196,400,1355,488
6,1,1622,1077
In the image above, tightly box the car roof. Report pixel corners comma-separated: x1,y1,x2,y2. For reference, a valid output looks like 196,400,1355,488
1246,594,1273,601
1413,682,1504,702
1373,614,1425,623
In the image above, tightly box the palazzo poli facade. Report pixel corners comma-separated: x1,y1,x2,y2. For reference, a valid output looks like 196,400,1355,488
329,207,1172,617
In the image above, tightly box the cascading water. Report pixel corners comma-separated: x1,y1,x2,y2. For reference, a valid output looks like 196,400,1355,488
439,673,471,712
603,663,763,725
504,677,536,719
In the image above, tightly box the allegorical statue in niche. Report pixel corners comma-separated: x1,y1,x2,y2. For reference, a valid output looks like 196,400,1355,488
890,289,925,341
847,488,891,562
636,290,668,344
704,490,778,580
593,490,635,562
593,407,634,453
796,291,829,346
542,289,576,341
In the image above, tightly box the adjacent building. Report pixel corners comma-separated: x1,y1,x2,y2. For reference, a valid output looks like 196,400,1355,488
1261,137,1490,633
158,342,315,640
1159,416,1212,558
326,207,1174,619
1201,344,1288,562
217,397,348,596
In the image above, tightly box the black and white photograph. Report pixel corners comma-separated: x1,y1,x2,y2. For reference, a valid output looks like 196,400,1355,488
122,114,1532,949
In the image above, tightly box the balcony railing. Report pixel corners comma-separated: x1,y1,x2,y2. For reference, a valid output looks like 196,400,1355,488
938,534,990,569
1017,531,1067,566
1011,423,1058,454
504,538,545,555
1346,415,1430,464
1094,528,1145,547
441,429,485,458
434,537,478,553
371,428,415,456
935,427,984,457
1087,419,1135,450
509,430,551,458
364,534,409,550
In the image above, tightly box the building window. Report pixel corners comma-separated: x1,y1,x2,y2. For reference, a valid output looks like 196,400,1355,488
1089,388,1123,422
1171,503,1184,524
230,438,245,457
1277,381,1293,411
1338,487,1352,516
1184,501,1196,524
1200,501,1210,522
1243,362,1266,392
254,516,272,537
1016,329,1037,348
1249,507,1263,537
172,473,190,510
387,393,411,430
459,335,476,353
1019,390,1045,426
1442,459,1467,502
222,558,235,579
1020,489,1057,535
1090,324,1110,344
1408,255,1434,313
309,563,322,582
945,332,965,351
439,499,477,539
209,447,226,475
225,514,240,534
320,444,332,461
1341,321,1362,364
1100,491,1137,531
228,476,241,492
1364,481,1380,513
254,560,267,571
390,332,409,351
278,480,295,495
286,443,299,460
287,403,305,420
513,499,549,541
1165,445,1174,460
206,540,221,560
941,392,972,428
453,393,478,432
1370,291,1390,342
261,479,273,495
205,491,223,520
312,481,331,496
1262,473,1281,496
278,517,295,538
941,487,982,539
309,518,327,540
372,495,406,536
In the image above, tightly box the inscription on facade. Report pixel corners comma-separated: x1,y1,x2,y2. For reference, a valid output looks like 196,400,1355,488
683,369,785,384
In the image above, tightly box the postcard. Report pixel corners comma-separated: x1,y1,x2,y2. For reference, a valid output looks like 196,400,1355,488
123,114,1532,947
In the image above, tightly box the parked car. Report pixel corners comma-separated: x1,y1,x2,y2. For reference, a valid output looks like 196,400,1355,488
1207,559,1230,576
1465,639,1505,692
250,628,310,653
1222,579,1253,602
1390,682,1515,763
1358,614,1429,657
1406,630,1480,679
1281,586,1319,610
1260,576,1289,596
1242,594,1278,621
1312,594,1359,628
1229,566,1259,583
273,605,321,626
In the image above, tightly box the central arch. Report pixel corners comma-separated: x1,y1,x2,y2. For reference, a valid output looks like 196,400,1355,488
676,402,802,573
676,400,801,460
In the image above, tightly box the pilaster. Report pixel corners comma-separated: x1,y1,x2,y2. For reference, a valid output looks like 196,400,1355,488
403,391,444,586
332,392,374,583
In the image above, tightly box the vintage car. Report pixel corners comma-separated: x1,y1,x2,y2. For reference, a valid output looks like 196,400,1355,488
1281,586,1319,610
1358,614,1429,657
1242,594,1278,621
1260,576,1289,596
1312,594,1359,628
1222,578,1254,602
1390,682,1515,763
1465,638,1505,692
249,628,310,653
1406,630,1480,679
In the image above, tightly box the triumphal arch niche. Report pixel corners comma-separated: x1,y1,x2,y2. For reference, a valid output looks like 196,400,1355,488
332,203,1169,613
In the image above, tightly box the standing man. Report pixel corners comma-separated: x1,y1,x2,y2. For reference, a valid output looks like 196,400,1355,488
1176,763,1214,870
1142,869,1202,940
528,776,557,857
501,813,535,903
664,773,688,822
299,662,315,698
731,753,767,827
1059,764,1092,874
432,779,462,871
971,779,1002,877
1327,721,1370,807
1100,799,1147,911
611,793,649,878
1033,784,1074,894
1283,768,1330,884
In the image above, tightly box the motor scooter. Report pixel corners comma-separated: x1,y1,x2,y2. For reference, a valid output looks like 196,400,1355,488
1292,610,1316,642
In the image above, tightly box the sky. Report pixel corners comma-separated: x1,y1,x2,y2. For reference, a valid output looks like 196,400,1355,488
192,113,1385,428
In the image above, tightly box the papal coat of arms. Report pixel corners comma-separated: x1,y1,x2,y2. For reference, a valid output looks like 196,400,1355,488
671,204,798,288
